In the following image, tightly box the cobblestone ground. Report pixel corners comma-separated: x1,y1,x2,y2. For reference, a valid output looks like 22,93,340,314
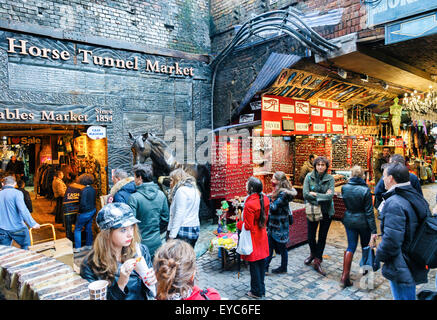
195,183,437,300
196,235,437,300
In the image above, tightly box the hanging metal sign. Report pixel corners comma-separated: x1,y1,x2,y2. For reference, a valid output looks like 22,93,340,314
367,0,437,27
385,11,437,44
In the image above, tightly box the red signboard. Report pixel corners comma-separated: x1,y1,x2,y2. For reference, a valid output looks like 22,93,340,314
261,95,310,135
310,106,345,134
261,95,345,136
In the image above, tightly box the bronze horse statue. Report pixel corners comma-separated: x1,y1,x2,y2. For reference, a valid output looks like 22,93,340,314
129,132,213,219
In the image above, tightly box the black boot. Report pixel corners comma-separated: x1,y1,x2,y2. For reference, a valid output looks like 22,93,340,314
304,254,315,266
272,266,287,274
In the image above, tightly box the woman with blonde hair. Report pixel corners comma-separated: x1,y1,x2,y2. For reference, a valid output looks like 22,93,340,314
80,202,156,300
340,165,378,287
154,239,221,300
265,171,297,274
167,168,201,247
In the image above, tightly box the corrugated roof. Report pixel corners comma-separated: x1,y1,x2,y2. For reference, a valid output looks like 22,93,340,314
233,52,301,118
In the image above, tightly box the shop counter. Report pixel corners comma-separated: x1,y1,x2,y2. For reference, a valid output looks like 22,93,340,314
287,202,307,248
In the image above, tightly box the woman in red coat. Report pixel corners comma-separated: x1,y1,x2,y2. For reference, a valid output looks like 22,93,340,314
237,177,270,299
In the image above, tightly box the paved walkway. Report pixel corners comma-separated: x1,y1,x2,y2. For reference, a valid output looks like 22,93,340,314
194,183,437,300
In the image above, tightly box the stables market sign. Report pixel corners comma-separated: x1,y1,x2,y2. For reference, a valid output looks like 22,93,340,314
6,37,195,77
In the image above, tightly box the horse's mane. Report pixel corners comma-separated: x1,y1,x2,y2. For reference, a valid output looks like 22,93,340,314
147,134,173,175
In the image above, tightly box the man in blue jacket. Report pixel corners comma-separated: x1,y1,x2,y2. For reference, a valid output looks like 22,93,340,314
0,176,40,249
376,162,429,300
374,154,422,211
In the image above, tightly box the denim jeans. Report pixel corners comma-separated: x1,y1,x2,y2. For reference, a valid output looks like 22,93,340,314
389,281,416,300
345,227,371,254
265,234,288,271
64,214,76,243
307,212,332,260
0,227,31,250
74,209,96,249
249,259,266,297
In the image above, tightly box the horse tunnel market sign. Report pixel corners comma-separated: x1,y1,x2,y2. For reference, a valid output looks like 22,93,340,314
6,38,195,77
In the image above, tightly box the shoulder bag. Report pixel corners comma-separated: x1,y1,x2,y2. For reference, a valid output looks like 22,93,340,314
305,202,322,222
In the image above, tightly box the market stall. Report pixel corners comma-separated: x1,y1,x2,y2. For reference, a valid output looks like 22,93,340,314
210,65,437,261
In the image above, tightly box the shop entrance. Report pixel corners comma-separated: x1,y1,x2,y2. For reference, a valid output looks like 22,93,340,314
0,123,108,241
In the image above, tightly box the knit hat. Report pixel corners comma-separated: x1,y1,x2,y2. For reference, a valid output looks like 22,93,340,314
96,202,140,230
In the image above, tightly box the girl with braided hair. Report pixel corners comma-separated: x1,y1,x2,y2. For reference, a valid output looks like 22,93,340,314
237,177,270,299
153,239,220,300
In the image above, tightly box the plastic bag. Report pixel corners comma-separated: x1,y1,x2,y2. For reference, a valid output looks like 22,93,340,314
236,223,253,255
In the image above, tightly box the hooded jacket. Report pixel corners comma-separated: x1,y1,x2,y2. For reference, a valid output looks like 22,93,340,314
376,184,429,286
341,177,377,234
128,182,169,257
110,177,136,204
268,188,297,243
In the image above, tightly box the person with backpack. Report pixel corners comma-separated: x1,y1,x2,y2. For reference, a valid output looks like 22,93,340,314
375,162,430,300
153,239,221,300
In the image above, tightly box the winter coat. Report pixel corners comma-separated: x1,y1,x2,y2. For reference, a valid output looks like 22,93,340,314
237,193,270,262
52,177,67,198
79,185,96,213
299,160,314,184
303,170,335,218
110,177,136,204
128,182,169,257
168,185,200,239
63,182,84,216
18,187,33,213
341,177,377,234
376,184,429,286
80,243,154,300
268,188,297,243
374,172,422,210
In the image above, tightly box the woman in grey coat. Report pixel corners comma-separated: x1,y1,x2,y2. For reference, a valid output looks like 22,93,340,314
302,156,335,276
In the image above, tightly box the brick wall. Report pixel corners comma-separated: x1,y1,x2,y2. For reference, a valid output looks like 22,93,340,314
0,0,210,54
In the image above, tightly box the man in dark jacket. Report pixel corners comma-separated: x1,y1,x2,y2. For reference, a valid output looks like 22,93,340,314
374,147,390,184
17,180,32,213
109,168,136,204
376,162,429,300
374,154,422,211
63,175,84,243
128,164,169,258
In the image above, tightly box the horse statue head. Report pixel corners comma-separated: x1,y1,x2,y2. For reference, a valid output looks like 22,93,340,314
128,132,152,165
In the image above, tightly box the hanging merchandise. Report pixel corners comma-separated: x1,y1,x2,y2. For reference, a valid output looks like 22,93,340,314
390,98,402,137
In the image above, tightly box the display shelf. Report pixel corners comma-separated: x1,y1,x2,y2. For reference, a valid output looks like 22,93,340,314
374,145,396,147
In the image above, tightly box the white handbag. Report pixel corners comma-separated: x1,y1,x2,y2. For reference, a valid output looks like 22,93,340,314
236,223,253,255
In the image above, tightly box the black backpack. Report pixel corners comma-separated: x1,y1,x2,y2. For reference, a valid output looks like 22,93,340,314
407,213,437,269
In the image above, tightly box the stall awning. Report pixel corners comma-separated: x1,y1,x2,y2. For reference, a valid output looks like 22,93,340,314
232,53,301,120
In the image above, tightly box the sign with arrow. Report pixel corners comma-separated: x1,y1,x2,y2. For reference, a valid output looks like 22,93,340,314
386,11,437,44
